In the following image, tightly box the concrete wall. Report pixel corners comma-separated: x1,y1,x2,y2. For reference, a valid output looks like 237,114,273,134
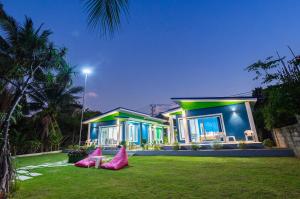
273,121,300,158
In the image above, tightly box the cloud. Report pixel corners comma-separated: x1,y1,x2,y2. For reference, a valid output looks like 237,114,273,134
86,92,98,98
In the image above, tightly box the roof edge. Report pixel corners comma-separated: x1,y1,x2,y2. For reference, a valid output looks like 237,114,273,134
171,96,257,102
83,107,167,124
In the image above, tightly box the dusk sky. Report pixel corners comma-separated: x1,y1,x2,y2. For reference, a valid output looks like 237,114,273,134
2,0,300,113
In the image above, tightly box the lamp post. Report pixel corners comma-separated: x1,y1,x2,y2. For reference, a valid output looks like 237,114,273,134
79,68,91,145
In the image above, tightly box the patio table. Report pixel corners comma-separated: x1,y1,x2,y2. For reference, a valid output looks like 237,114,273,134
90,156,104,168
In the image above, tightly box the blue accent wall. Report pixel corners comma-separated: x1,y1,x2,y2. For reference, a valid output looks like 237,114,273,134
90,123,99,140
176,103,251,141
141,124,149,142
122,121,126,142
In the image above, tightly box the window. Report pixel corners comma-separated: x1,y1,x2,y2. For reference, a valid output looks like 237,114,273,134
178,114,224,142
155,127,163,143
99,126,118,145
178,119,185,140
188,118,200,142
201,117,222,140
128,123,139,142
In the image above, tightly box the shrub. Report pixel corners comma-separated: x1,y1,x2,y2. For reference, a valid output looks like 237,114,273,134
212,142,223,150
128,142,139,150
67,145,80,150
143,144,149,150
191,143,199,151
262,138,274,148
172,142,180,150
238,141,247,149
86,144,96,153
120,141,127,148
153,144,161,151
141,139,147,150
163,135,169,144
68,149,88,163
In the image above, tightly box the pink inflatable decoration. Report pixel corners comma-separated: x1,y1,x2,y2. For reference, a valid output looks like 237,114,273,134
75,147,102,168
101,147,128,170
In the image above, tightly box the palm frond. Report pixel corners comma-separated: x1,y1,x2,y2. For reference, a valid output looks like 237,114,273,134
83,0,129,37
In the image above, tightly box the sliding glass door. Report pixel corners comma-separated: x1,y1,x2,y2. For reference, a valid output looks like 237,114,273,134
179,114,224,142
127,123,139,143
99,126,118,145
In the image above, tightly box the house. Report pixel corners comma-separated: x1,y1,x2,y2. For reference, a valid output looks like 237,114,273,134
83,97,259,146
83,107,169,146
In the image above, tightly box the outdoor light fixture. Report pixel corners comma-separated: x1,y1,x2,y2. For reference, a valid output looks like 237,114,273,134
79,67,92,145
82,68,92,75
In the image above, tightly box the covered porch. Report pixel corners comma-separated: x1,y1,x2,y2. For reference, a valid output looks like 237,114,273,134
95,118,169,146
83,107,169,147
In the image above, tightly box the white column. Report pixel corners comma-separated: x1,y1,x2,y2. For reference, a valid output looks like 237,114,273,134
153,125,156,143
182,110,190,144
116,119,121,145
148,125,152,143
168,116,175,144
125,121,129,142
87,123,91,141
245,102,259,142
167,127,171,144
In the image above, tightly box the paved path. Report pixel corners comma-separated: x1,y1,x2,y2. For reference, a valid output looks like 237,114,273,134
17,160,72,181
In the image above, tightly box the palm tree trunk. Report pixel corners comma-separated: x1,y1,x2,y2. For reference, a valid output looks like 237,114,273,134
0,69,37,198
0,92,23,198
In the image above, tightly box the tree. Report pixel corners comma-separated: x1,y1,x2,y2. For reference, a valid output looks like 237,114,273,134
246,48,300,130
28,66,83,152
83,0,129,36
0,4,67,197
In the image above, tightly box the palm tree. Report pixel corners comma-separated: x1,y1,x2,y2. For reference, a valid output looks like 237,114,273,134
83,0,129,36
28,66,83,152
0,4,66,197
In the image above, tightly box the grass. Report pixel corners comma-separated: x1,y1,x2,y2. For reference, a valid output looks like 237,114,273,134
13,153,300,199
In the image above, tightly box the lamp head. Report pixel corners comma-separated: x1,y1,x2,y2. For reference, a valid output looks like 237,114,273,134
82,68,92,75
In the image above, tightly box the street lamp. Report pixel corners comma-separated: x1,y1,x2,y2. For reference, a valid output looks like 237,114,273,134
79,68,92,145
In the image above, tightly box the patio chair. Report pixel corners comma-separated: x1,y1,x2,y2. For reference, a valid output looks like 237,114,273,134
216,132,226,142
75,147,102,168
226,136,236,142
244,130,254,142
101,146,128,170
85,139,91,146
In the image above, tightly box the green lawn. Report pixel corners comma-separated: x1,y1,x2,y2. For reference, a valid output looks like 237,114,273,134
14,153,300,199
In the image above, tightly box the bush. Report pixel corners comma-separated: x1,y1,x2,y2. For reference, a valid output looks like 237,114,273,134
141,139,147,150
212,142,223,150
163,135,169,144
120,141,127,148
86,144,96,153
68,149,88,163
262,138,274,148
128,142,139,150
172,142,180,150
67,145,80,150
153,144,161,151
191,143,199,151
238,141,247,149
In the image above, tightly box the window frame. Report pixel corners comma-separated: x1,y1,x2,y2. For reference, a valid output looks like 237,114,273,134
178,113,226,141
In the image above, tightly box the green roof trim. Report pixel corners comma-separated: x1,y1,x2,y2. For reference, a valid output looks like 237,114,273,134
91,111,164,124
179,101,244,110
170,111,182,116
